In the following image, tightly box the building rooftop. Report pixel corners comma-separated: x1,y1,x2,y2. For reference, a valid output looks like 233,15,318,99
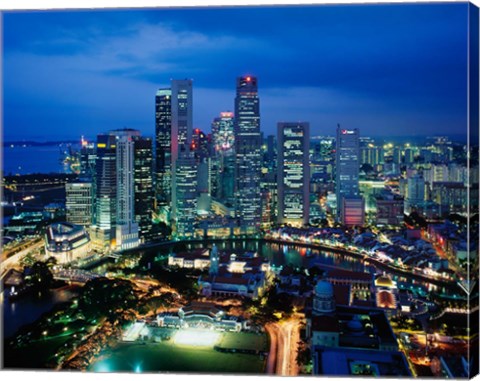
311,315,340,333
313,347,411,377
333,284,351,306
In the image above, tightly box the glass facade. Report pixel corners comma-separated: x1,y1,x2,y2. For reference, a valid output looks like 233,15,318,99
234,76,262,233
277,122,310,226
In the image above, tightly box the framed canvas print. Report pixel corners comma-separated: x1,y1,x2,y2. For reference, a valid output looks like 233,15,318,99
1,0,479,379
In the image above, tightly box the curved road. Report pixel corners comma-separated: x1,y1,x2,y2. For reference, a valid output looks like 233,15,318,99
265,318,300,376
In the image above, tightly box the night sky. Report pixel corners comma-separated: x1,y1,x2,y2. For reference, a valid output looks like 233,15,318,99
3,2,469,141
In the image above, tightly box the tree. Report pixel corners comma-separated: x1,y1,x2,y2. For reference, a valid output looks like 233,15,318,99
25,261,54,289
78,278,138,320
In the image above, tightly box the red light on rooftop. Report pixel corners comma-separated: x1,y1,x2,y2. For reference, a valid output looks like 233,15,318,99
246,76,251,82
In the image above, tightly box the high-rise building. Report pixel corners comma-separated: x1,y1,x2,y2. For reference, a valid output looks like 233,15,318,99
134,136,154,242
341,197,365,227
92,133,117,248
405,173,426,214
191,128,209,162
112,129,140,250
171,80,193,223
66,180,93,227
175,152,198,238
79,137,97,177
212,112,235,153
171,79,193,165
155,88,172,210
277,122,310,227
335,126,360,223
212,112,235,204
234,75,262,233
155,79,193,223
260,171,277,229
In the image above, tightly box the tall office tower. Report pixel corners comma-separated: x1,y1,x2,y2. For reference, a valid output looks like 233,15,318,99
92,134,117,249
134,137,154,242
211,112,235,203
335,126,361,223
175,152,198,238
79,137,97,176
171,79,193,162
112,129,140,250
261,134,278,228
260,171,278,228
155,88,172,210
66,180,93,227
155,79,193,223
78,138,97,224
171,79,193,223
191,128,209,162
212,112,235,152
277,122,310,227
234,75,262,233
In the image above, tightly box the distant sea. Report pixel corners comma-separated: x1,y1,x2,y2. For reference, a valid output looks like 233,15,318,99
2,144,79,175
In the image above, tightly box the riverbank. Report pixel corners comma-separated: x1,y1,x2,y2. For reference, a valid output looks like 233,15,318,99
128,236,461,293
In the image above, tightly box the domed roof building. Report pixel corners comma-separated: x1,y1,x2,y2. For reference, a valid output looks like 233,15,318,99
346,315,365,336
313,280,336,315
374,274,396,289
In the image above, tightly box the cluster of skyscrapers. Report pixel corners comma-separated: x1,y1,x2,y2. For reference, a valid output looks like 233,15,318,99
64,74,475,251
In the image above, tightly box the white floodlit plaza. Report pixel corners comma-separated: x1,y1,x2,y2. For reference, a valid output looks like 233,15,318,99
122,321,147,342
173,329,221,347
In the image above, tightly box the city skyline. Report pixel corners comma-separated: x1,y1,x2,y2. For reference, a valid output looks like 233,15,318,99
1,2,478,379
3,2,470,141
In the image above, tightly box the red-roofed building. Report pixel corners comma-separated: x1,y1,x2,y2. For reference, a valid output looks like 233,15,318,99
326,269,374,304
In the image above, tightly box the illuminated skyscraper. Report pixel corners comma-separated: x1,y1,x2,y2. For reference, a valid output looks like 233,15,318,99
335,126,361,224
155,88,172,210
66,180,93,227
91,134,117,249
234,75,262,233
212,112,235,153
175,152,198,238
112,129,140,250
134,136,154,242
171,79,193,162
79,137,97,177
171,79,193,224
212,112,235,204
277,122,310,227
155,79,193,222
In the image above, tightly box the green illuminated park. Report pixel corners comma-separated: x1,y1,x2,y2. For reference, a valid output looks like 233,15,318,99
90,334,267,374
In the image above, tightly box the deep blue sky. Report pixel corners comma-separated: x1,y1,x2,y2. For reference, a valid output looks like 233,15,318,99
3,3,469,141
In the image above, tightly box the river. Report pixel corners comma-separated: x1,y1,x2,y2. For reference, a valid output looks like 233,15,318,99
2,286,79,339
143,239,462,299
2,239,462,340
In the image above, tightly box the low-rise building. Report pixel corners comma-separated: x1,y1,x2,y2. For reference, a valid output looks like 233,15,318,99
44,222,91,264
156,302,244,332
